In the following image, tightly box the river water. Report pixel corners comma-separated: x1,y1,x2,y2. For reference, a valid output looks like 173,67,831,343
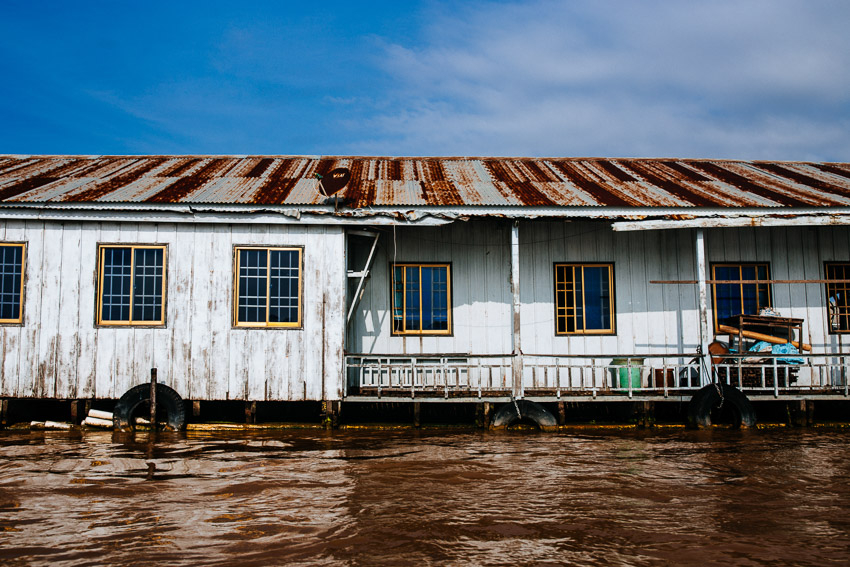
1,428,849,566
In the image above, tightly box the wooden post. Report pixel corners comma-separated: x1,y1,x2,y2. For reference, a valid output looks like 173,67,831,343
558,401,566,425
70,400,80,424
0,399,7,427
510,221,523,398
483,402,491,429
150,368,157,429
695,229,711,385
413,402,421,428
806,399,815,426
245,401,256,424
192,400,201,417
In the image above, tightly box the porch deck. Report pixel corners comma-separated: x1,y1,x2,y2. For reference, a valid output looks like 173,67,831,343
344,353,850,402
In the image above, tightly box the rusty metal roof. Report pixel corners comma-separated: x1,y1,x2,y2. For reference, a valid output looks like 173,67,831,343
0,155,848,209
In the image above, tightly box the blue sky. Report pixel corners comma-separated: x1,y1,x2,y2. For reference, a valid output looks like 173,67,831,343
1,0,848,160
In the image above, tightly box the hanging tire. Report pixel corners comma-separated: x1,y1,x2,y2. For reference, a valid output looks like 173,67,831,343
113,383,186,431
687,383,756,429
492,400,558,431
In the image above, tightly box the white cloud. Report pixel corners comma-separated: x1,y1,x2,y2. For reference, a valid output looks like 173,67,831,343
349,0,850,159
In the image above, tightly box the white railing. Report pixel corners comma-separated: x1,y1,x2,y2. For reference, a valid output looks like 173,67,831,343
344,352,850,398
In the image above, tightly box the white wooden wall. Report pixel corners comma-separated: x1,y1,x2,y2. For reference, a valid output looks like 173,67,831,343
0,220,346,401
350,220,850,359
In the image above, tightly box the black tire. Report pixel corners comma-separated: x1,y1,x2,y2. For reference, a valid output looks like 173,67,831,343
113,383,186,431
687,383,756,429
491,400,558,431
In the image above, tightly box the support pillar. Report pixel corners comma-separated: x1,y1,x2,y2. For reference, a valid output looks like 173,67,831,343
245,401,257,424
695,229,712,385
636,401,655,428
193,400,201,417
70,400,80,424
413,402,421,428
510,221,523,398
558,401,566,425
0,399,7,427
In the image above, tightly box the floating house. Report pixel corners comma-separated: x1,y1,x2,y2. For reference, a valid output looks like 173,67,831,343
0,155,848,427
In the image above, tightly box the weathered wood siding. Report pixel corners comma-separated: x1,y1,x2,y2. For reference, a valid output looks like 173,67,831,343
0,220,346,401
350,220,849,364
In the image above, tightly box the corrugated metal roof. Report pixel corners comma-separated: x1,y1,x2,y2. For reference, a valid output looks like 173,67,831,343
0,155,848,209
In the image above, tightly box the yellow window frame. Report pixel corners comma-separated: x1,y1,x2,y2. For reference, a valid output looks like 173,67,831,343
233,246,303,328
96,244,167,326
0,243,26,325
391,263,452,336
710,263,771,331
554,263,615,335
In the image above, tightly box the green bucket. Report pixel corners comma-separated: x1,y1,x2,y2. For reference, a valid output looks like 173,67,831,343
611,358,644,391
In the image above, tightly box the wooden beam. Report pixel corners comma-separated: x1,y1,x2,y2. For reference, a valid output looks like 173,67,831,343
613,215,850,231
652,279,850,285
510,221,523,398
717,324,812,351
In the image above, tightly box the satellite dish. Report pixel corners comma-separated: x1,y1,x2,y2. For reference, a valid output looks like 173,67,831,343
316,167,351,197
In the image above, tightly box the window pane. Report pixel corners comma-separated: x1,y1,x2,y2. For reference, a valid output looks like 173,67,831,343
405,266,420,331
238,249,267,323
132,248,164,322
392,266,404,332
269,249,299,323
554,264,614,334
0,245,23,321
101,248,132,321
582,266,610,330
713,264,770,325
422,266,448,331
827,263,850,332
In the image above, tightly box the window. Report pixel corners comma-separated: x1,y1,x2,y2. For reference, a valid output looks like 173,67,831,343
826,263,850,333
0,243,25,324
392,264,451,335
234,247,302,327
711,263,771,330
97,245,166,325
554,263,615,335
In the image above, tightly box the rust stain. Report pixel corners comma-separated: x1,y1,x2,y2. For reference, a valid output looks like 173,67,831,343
146,158,232,202
814,163,850,181
597,160,637,182
689,162,802,207
1,155,848,209
68,158,168,202
661,161,711,182
244,158,275,178
548,160,636,207
156,158,202,178
621,160,717,206
484,160,556,206
252,159,300,204
754,163,850,200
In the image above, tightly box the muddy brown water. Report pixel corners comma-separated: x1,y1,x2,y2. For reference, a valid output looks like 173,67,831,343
1,428,849,566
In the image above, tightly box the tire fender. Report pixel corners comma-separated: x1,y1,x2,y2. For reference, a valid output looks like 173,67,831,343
113,383,186,431
688,383,756,429
492,400,558,431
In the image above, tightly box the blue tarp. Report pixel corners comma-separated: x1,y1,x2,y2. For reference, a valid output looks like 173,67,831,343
749,341,804,365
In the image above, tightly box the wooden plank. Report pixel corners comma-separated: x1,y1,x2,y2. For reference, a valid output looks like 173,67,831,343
228,224,251,400
36,223,63,398
19,221,46,397
0,222,14,396
168,223,194,399
208,223,231,400
112,223,139,398
75,222,100,398
323,227,346,400
55,222,82,398
152,223,176,398
189,226,213,398
131,223,159,395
